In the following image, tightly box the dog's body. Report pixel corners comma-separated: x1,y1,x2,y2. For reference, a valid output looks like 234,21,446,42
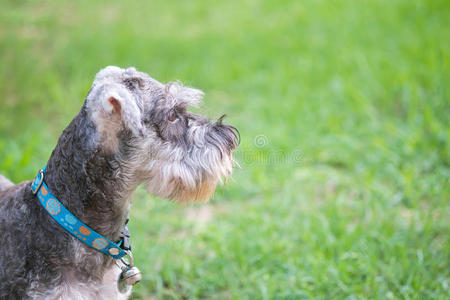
0,66,238,299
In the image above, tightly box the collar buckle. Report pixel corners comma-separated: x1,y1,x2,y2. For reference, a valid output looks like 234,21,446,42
118,219,131,251
31,169,44,195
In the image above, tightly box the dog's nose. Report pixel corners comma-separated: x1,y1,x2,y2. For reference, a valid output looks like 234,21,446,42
212,122,240,151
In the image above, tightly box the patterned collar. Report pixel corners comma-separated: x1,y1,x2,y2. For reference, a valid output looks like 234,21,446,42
31,167,128,259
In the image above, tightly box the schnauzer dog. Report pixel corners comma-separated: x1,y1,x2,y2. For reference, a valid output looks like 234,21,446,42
0,66,238,299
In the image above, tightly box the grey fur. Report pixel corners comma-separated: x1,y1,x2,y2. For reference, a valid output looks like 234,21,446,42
0,66,238,299
0,175,13,191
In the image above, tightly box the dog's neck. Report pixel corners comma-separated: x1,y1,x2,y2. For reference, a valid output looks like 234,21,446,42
44,107,139,241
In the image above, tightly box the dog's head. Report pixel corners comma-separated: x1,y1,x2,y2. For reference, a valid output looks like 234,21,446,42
85,66,239,202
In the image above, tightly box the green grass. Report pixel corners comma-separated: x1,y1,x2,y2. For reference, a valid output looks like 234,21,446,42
1,0,449,299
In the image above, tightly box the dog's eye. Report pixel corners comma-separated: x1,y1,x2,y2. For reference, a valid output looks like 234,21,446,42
168,110,177,122
124,78,141,90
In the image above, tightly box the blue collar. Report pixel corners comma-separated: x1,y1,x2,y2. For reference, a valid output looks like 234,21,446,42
31,167,127,259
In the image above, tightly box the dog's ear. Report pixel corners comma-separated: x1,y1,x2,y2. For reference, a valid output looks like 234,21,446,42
87,83,142,150
99,84,142,134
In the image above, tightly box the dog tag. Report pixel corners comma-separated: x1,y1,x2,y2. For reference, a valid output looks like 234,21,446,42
117,250,142,294
118,266,142,293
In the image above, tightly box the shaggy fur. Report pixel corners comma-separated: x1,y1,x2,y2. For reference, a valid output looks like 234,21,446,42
0,66,238,299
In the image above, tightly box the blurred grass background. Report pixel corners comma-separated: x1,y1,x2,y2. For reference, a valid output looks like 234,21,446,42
0,0,449,299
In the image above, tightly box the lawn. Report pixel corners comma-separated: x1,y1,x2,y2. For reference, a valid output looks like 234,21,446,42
0,0,449,299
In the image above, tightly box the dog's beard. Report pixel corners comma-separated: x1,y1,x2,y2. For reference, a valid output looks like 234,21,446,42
143,115,238,203
145,149,234,203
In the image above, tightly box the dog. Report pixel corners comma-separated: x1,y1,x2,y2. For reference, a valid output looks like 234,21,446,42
0,66,239,299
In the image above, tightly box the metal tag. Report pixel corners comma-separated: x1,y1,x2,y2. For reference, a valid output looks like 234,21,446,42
118,266,142,293
116,251,142,294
